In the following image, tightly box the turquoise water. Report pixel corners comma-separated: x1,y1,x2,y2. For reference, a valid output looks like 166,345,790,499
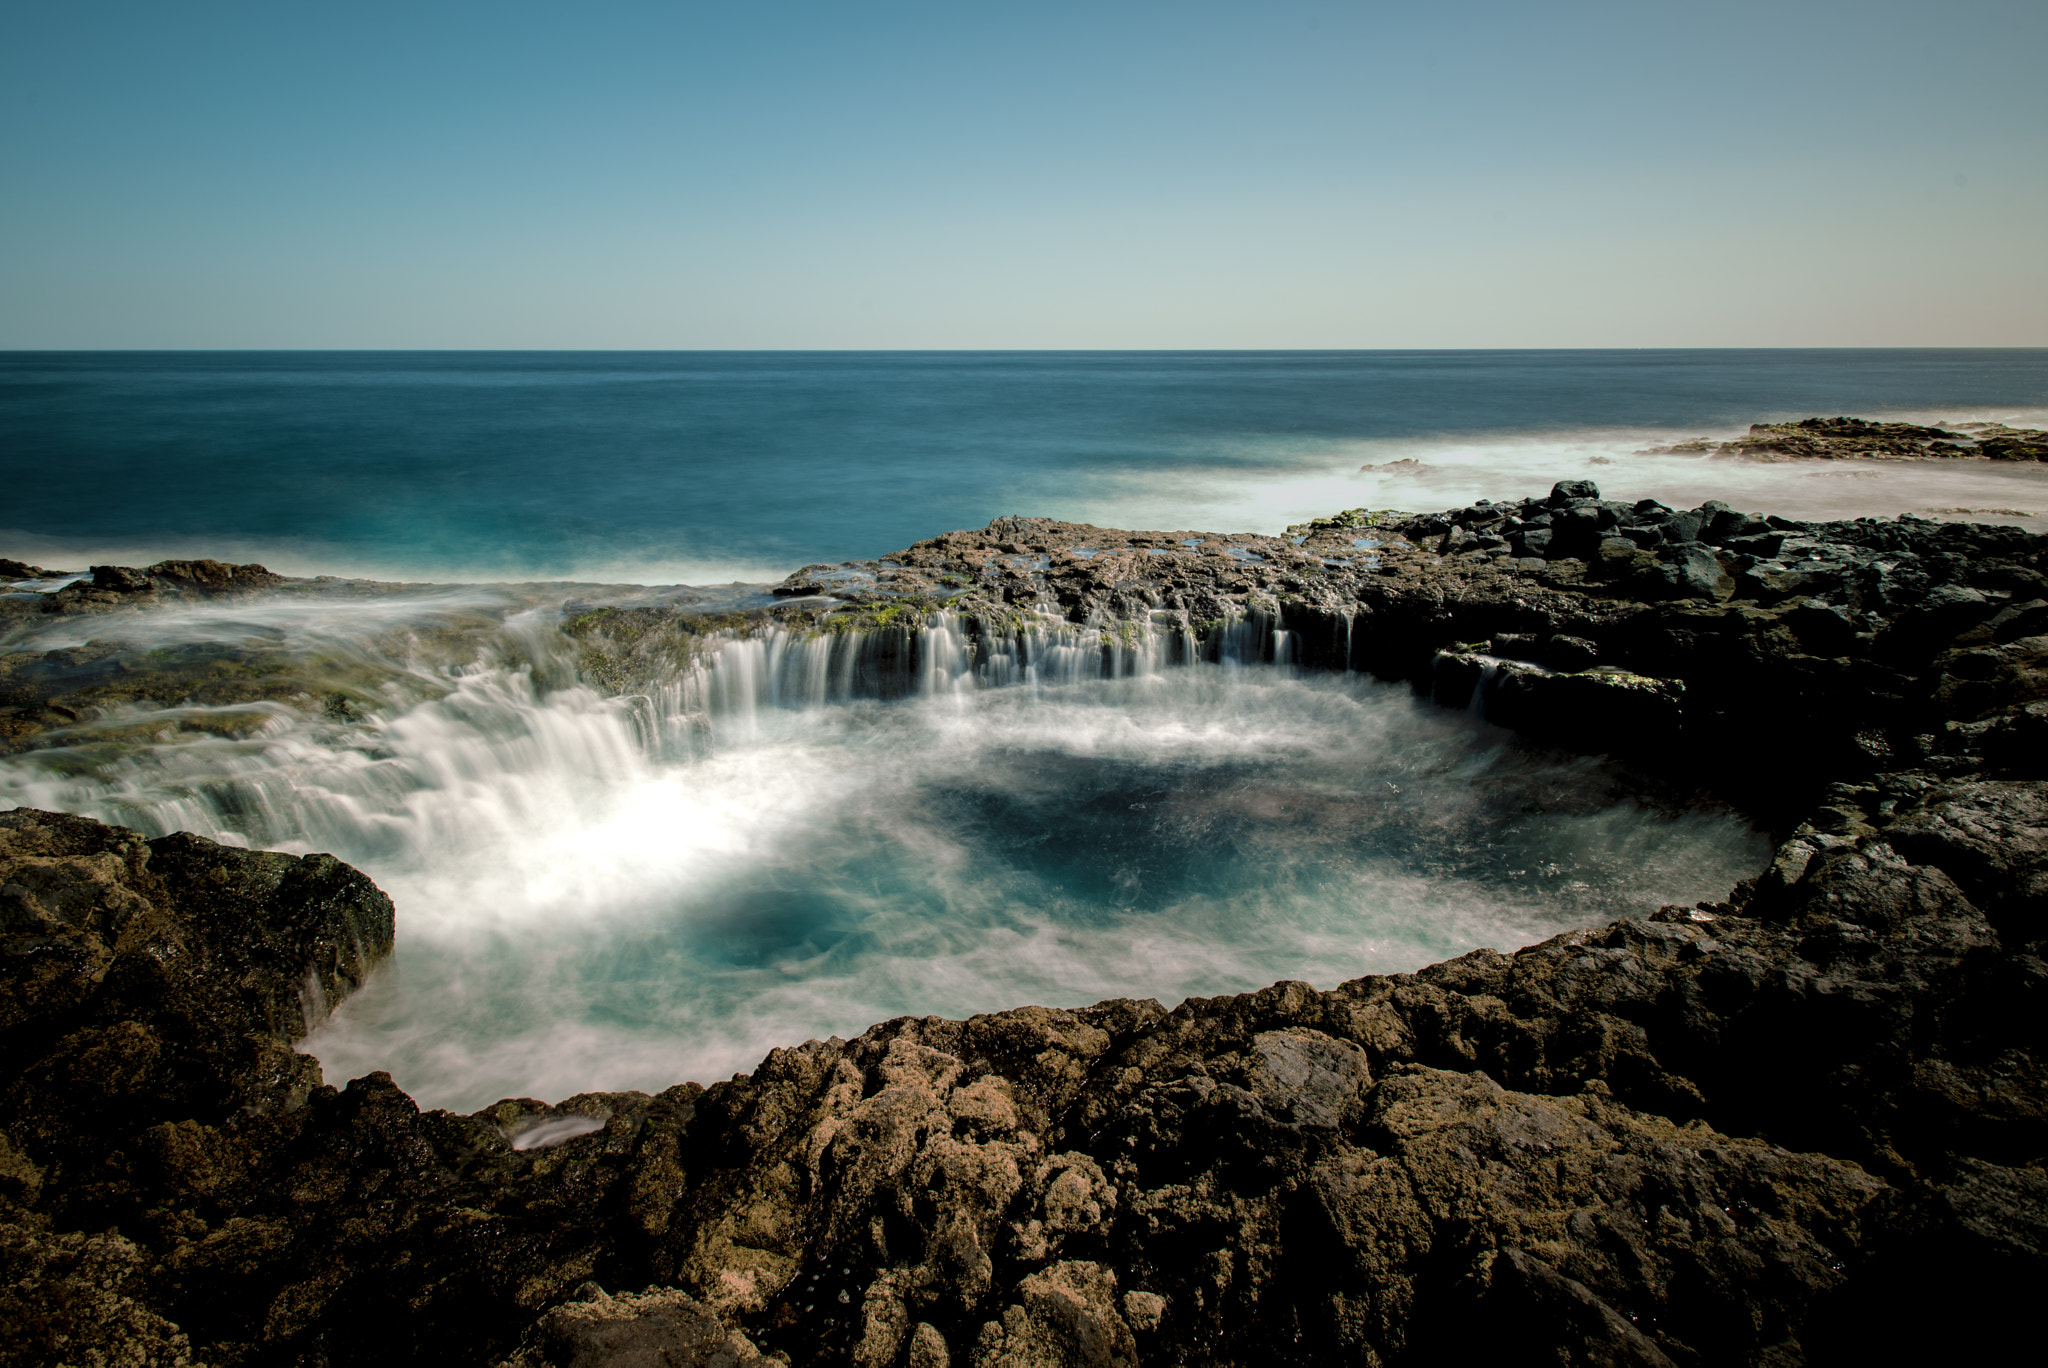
0,601,1772,1108
6,350,2047,579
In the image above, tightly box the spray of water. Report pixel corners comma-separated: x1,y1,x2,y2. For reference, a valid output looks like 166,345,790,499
1,601,1767,1110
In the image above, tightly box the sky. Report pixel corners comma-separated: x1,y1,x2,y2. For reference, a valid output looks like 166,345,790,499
2,0,2043,348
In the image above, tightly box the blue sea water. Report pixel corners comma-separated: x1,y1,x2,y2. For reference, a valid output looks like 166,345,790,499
6,349,2047,579
5,350,2048,1111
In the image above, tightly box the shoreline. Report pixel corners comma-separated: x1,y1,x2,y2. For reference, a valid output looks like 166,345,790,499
3,478,2046,1365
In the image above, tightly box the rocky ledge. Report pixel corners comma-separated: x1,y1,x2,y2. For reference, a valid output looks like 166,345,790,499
3,485,2047,1367
1651,415,2048,462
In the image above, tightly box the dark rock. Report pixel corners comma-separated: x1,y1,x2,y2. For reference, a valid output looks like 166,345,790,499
499,1287,769,1367
1549,480,1601,504
1893,584,1999,654
1979,433,2048,461
1454,1249,1678,1367
1660,509,1703,543
1702,504,1767,543
1986,599,2048,644
37,559,288,616
1651,544,1732,600
1549,507,1610,559
1808,1160,2048,1362
1546,634,1599,672
1723,416,1971,460
1783,598,1859,656
1485,664,1686,753
1882,781,2048,924
92,564,155,592
1490,632,1547,663
1,483,2045,1367
145,558,286,595
0,808,395,1221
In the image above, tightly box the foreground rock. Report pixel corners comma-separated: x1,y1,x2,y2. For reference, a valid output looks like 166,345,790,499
3,785,2043,1367
0,808,393,1367
1,483,2045,1366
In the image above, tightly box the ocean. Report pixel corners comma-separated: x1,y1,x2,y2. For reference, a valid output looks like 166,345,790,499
7,349,2048,579
4,349,2045,1110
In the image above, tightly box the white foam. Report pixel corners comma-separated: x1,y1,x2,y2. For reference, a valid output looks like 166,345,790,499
507,1113,608,1150
0,527,795,591
0,650,1762,1111
1058,416,2048,537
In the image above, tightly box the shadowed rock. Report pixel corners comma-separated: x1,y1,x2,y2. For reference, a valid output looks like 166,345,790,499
0,481,2045,1365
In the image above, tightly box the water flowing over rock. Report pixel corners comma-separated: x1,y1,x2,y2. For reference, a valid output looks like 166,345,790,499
1,482,2046,1365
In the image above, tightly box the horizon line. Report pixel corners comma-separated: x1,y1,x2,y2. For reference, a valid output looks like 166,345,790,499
5,345,2046,356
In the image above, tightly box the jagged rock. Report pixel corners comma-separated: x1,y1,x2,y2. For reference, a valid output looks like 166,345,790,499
1881,780,2048,921
1723,417,1970,460
34,558,287,617
1,481,2046,1366
972,1262,1135,1368
0,782,2043,1365
0,808,394,1236
1715,415,2048,463
0,1222,200,1368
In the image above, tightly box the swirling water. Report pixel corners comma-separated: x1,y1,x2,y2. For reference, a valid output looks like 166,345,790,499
0,597,1766,1109
5,350,2044,1108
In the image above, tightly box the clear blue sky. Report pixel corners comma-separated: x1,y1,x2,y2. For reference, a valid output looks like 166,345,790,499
3,0,2042,347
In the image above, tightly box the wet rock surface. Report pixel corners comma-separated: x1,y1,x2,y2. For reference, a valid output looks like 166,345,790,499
33,559,289,616
1,479,2046,1365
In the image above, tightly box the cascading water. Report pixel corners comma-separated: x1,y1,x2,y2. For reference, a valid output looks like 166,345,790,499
0,595,1768,1111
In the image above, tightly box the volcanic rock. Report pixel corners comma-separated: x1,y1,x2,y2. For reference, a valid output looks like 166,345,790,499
1719,415,2048,462
1,483,2046,1365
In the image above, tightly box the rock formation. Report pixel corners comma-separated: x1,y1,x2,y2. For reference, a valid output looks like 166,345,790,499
1713,416,2048,462
2,479,2045,1366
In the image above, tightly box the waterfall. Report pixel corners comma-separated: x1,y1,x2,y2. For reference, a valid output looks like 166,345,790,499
667,607,1292,728
1468,658,1500,719
0,590,1769,1113
0,602,1310,855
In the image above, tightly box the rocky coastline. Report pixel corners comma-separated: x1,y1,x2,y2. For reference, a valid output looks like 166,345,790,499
3,473,2047,1367
1650,416,2048,463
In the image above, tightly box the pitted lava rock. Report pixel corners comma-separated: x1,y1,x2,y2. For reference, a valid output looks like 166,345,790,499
1,478,2046,1366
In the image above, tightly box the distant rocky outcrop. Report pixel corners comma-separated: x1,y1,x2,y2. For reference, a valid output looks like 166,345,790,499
1712,416,2048,462
1,484,2046,1365
32,558,287,615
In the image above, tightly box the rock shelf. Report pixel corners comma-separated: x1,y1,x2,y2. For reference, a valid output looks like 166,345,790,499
1650,416,2048,462
2,482,2045,1367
